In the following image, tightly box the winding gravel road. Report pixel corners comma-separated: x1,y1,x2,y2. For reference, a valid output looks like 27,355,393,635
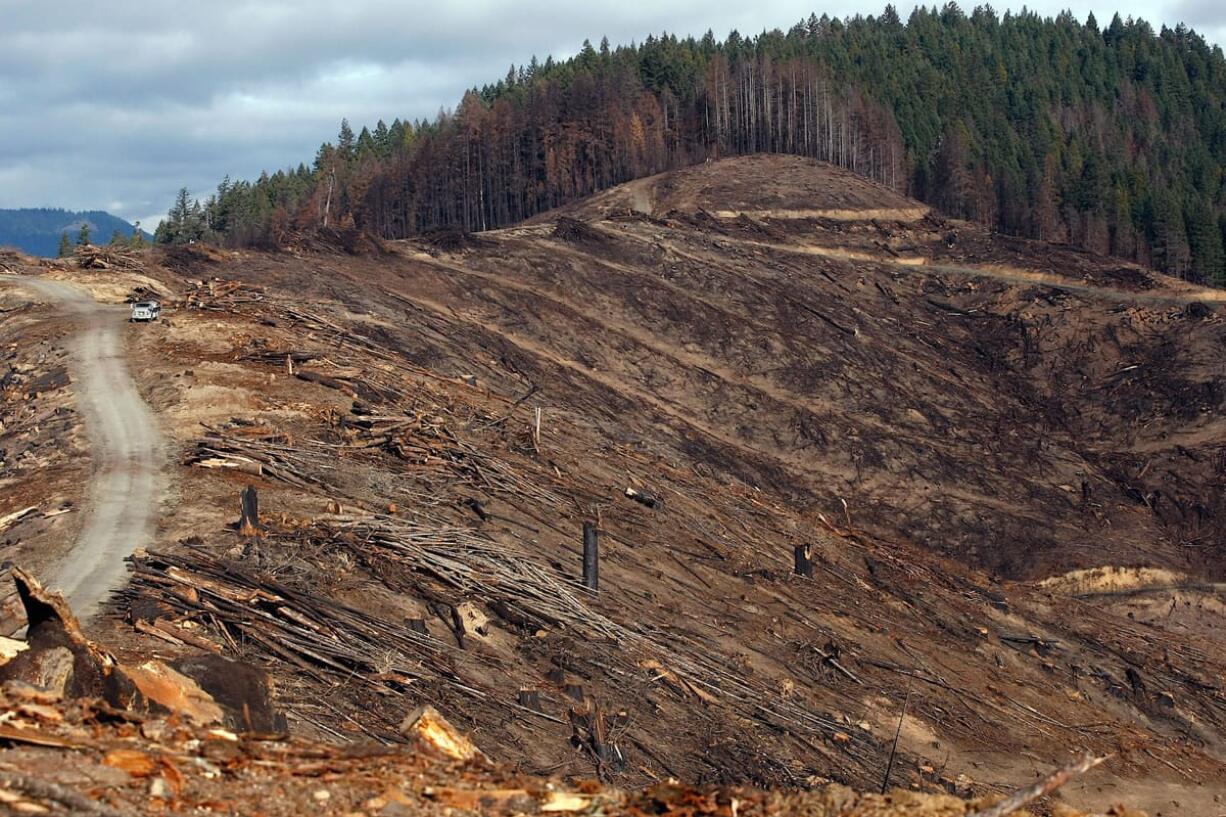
2,275,162,616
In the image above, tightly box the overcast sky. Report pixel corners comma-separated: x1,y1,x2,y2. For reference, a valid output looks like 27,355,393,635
1,1,1222,228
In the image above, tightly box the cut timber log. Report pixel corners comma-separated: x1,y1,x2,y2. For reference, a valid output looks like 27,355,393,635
624,487,660,509
967,752,1107,817
295,370,357,398
0,507,38,532
399,705,485,762
191,456,264,476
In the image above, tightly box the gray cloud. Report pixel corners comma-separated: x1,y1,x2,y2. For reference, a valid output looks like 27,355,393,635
0,0,1219,226
1173,0,1226,26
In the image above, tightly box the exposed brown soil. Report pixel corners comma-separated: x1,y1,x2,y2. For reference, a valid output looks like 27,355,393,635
0,278,90,592
1,156,1225,815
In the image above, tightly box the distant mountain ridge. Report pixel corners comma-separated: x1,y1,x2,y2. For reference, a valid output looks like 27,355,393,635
0,208,150,257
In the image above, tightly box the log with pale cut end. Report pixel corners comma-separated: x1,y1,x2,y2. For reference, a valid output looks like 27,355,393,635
0,507,38,532
400,705,486,762
624,486,660,509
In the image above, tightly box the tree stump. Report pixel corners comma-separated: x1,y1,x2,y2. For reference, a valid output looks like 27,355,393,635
793,544,814,578
239,486,260,537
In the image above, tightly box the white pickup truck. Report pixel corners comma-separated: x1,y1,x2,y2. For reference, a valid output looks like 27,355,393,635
129,300,161,322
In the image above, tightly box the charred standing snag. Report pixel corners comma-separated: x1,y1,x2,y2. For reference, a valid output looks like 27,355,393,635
517,688,542,712
582,522,599,591
238,485,260,536
794,543,814,577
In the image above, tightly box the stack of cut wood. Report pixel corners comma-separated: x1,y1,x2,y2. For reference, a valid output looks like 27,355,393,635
234,339,317,368
124,513,881,770
184,426,327,489
74,244,143,271
185,278,267,310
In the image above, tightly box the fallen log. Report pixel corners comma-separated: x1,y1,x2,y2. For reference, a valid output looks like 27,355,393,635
0,507,37,532
624,487,661,509
295,369,357,398
967,752,1107,817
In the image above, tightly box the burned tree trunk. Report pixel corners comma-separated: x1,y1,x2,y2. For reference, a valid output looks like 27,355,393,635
624,487,660,509
794,544,814,578
582,522,599,591
518,688,542,712
239,486,260,537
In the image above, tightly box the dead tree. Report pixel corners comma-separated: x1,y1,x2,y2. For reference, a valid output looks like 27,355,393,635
518,688,542,712
239,486,260,537
582,522,599,591
794,544,814,578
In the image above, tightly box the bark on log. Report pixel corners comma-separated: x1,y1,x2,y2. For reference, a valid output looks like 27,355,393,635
794,544,814,578
582,522,599,591
518,688,542,712
239,486,260,537
624,487,660,509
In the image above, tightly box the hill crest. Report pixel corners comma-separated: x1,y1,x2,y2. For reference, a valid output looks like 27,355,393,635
538,155,926,223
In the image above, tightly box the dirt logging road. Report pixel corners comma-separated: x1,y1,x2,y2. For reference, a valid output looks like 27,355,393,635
1,274,162,616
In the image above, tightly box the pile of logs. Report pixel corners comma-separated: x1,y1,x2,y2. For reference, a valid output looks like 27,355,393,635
126,513,879,767
123,547,503,741
234,339,317,369
184,427,330,490
73,244,143,271
330,515,621,637
0,249,22,274
185,279,266,310
339,410,563,504
184,406,566,514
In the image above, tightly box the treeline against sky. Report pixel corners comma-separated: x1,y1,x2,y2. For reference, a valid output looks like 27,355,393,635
158,6,1226,284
